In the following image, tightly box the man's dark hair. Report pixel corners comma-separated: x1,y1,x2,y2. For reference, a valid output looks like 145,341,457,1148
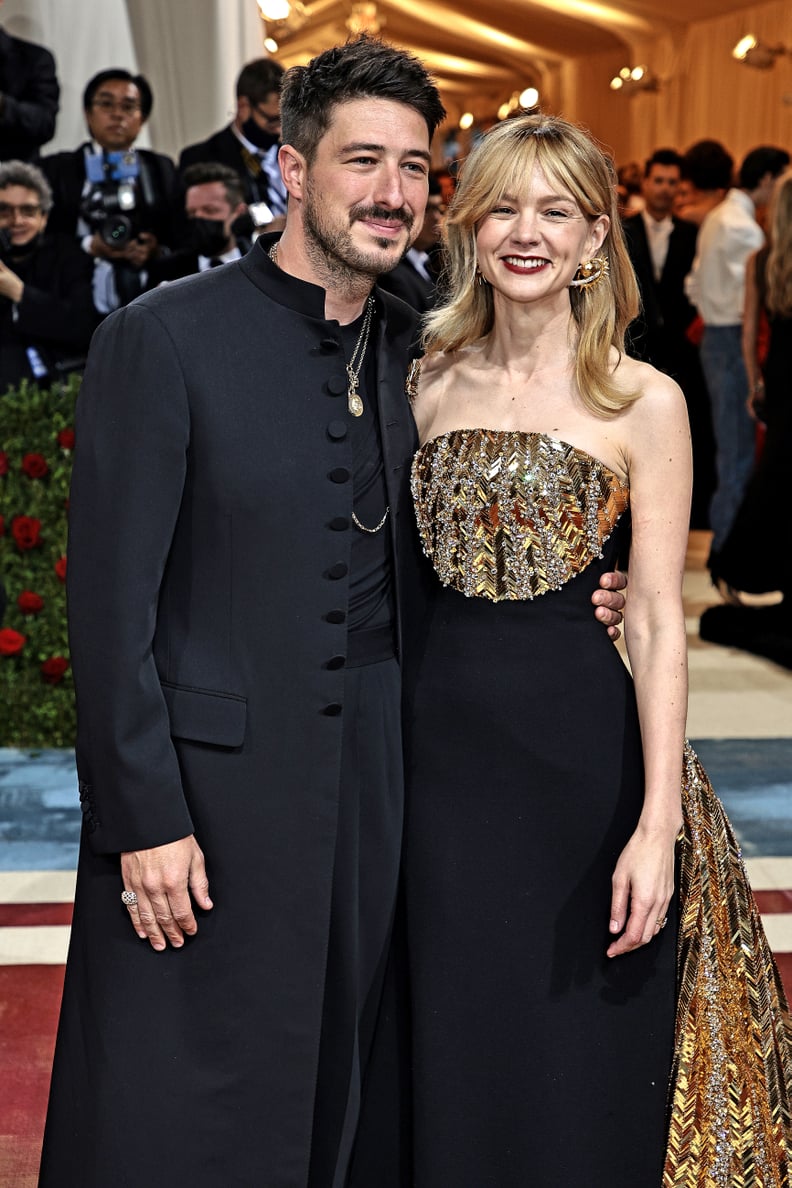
680,140,733,191
280,35,445,163
739,145,791,191
83,69,154,120
644,148,682,177
235,58,285,106
182,162,245,208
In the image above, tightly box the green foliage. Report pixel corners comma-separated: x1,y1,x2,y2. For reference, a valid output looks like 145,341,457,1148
0,376,81,746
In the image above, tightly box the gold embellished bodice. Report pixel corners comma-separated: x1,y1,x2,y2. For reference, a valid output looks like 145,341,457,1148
411,429,629,602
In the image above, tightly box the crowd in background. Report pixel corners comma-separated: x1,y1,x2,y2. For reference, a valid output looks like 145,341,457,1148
1,14,790,663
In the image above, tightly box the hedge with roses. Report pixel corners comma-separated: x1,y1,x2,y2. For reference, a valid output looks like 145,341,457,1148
1,376,81,746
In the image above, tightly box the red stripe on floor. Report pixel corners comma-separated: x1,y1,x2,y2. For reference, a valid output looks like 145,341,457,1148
753,889,792,914
0,903,73,927
0,965,64,1187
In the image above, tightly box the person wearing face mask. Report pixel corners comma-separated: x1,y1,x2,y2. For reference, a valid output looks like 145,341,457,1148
179,58,287,233
147,163,251,286
0,160,97,391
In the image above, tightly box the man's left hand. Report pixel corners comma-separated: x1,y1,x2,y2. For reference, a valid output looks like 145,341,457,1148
592,569,627,640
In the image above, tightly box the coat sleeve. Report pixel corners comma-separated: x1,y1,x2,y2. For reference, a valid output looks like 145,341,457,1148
0,42,59,147
67,301,195,854
15,238,97,350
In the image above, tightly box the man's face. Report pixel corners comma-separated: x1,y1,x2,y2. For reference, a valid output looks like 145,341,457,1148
0,184,48,249
239,90,282,140
642,164,680,220
85,79,145,152
412,192,445,253
298,97,431,282
185,181,243,250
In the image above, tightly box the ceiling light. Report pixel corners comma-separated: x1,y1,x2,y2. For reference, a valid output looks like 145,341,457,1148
257,0,291,18
519,87,539,108
732,35,790,69
459,112,475,130
346,2,383,36
609,65,659,94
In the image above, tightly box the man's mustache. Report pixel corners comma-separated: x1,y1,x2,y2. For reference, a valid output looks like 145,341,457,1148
350,204,414,231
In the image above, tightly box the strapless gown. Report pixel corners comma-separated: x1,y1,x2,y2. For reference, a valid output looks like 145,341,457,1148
403,425,792,1187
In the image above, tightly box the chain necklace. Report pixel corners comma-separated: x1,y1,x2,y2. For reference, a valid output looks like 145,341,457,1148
268,240,374,418
352,507,390,534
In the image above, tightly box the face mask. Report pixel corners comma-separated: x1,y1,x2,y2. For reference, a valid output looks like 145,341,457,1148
188,217,229,257
241,119,279,152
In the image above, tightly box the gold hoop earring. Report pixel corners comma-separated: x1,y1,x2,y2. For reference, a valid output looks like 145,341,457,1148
570,256,609,289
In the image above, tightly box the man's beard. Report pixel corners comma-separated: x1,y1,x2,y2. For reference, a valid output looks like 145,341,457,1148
303,177,415,288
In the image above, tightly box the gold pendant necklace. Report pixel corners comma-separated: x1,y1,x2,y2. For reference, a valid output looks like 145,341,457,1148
344,296,374,417
268,240,374,418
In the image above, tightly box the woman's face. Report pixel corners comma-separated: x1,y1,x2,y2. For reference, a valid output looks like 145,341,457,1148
0,184,48,250
475,161,607,308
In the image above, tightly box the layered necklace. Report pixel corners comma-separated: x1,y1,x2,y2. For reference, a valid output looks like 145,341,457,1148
269,240,374,418
268,240,389,533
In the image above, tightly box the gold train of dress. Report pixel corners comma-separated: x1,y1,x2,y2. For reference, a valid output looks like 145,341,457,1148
409,414,792,1185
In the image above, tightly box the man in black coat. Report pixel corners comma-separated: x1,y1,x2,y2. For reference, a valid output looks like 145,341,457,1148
40,37,626,1188
623,148,715,525
179,56,288,230
378,172,445,314
41,68,178,311
0,20,59,161
146,161,251,286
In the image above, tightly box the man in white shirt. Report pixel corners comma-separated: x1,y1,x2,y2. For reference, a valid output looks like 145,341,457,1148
686,145,789,561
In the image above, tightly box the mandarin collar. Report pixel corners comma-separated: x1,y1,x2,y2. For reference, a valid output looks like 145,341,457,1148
240,233,383,325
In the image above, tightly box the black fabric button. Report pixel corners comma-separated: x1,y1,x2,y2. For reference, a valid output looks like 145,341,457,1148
327,655,346,670
327,375,347,395
326,609,346,623
327,420,347,440
323,703,343,716
329,516,349,531
328,562,348,580
321,337,341,352
329,467,350,483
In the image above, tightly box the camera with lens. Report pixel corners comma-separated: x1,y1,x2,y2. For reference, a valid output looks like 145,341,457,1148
80,150,143,248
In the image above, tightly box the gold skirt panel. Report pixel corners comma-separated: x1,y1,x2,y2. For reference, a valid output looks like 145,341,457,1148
666,745,792,1186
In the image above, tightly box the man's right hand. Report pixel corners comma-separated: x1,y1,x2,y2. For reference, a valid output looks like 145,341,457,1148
120,835,213,951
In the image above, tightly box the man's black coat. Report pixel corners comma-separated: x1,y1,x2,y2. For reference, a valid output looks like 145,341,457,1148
40,237,420,1187
0,27,59,160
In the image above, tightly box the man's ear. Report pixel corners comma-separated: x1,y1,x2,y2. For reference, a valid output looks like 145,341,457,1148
237,97,251,124
279,144,306,202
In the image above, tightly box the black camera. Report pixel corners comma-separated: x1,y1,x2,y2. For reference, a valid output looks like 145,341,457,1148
80,150,145,248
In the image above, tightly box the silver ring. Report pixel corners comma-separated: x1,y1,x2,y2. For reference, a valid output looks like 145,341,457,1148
121,890,138,907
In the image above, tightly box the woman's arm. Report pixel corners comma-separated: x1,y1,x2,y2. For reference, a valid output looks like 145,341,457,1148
607,367,691,957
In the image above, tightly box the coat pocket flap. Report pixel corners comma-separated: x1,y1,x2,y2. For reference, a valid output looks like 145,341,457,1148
160,681,247,748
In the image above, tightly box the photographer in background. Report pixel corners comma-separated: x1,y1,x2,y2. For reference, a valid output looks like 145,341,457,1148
0,160,97,392
147,163,250,286
41,69,179,312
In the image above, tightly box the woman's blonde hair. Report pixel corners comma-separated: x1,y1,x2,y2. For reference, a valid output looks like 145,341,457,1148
424,113,641,417
765,168,792,318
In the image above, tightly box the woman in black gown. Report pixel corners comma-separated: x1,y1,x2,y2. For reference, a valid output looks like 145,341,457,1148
403,114,792,1186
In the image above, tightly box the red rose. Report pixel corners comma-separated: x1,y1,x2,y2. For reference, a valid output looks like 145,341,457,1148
0,450,7,475
21,452,49,478
0,628,26,656
11,515,42,550
57,428,76,450
54,555,67,582
17,590,44,614
41,656,70,684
